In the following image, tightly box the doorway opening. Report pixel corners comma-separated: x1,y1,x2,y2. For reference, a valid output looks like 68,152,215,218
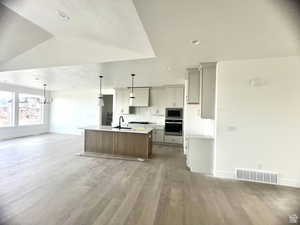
102,95,113,126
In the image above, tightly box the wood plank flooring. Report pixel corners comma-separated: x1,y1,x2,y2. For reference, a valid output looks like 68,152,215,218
0,134,299,225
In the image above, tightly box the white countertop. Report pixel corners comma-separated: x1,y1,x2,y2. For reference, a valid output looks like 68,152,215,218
185,134,215,139
80,126,153,134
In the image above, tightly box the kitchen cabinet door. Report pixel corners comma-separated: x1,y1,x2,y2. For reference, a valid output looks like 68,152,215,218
165,86,184,108
115,88,130,115
201,66,216,119
131,88,149,107
164,135,183,144
187,137,214,174
175,87,184,107
150,87,165,116
153,129,164,143
187,68,200,104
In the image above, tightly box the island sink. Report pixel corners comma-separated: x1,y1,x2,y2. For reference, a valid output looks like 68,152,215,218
113,126,132,129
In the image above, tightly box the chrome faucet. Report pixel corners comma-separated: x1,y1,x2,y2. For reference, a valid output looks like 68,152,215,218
119,116,124,129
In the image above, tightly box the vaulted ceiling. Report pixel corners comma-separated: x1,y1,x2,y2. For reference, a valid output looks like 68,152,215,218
0,0,299,90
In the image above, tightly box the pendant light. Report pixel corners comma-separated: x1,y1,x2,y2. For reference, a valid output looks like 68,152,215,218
129,74,135,106
41,84,52,104
98,75,104,107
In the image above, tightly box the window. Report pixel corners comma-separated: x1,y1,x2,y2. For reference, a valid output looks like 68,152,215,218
18,94,43,125
0,91,14,127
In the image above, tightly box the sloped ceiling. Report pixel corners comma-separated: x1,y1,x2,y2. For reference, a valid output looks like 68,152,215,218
0,0,155,71
0,3,52,63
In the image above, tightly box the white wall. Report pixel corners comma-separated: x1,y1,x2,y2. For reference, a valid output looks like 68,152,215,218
50,90,99,135
215,56,300,188
0,82,50,140
50,89,114,135
183,79,215,134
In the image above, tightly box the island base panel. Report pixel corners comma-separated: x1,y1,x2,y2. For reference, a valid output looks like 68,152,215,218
84,130,113,154
84,130,152,159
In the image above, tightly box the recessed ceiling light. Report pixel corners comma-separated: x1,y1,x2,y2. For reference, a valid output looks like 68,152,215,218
57,10,70,20
191,40,200,46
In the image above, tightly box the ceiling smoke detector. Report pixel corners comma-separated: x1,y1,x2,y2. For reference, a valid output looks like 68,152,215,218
57,10,70,20
191,40,200,46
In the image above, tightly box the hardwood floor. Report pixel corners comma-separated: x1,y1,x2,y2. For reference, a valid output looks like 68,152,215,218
0,134,299,225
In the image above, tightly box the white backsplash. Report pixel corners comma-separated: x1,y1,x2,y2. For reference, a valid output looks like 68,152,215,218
113,107,165,126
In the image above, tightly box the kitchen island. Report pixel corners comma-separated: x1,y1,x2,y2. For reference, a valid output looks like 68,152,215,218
82,126,153,159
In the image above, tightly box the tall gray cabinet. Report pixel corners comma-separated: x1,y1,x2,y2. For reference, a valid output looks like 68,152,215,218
200,62,216,119
186,62,216,119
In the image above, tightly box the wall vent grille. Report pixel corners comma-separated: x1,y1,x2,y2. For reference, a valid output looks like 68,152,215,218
236,168,278,184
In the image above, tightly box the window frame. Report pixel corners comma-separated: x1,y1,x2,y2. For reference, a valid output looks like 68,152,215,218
0,90,15,128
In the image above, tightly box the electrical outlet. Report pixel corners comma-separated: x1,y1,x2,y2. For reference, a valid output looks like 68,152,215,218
227,126,237,131
258,163,263,170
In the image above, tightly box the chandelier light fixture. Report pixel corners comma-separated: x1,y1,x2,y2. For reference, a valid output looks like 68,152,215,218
41,84,53,104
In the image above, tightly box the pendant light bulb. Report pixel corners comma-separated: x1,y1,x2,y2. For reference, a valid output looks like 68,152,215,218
98,75,104,107
129,92,134,106
129,74,135,106
42,84,46,104
98,97,104,107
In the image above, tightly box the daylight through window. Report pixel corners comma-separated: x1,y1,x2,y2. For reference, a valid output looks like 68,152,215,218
0,91,14,127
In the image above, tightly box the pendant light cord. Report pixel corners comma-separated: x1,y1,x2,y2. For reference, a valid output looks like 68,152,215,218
131,76,133,94
131,74,135,97
43,84,46,104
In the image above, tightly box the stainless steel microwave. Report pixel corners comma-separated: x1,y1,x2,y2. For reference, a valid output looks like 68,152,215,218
165,108,183,119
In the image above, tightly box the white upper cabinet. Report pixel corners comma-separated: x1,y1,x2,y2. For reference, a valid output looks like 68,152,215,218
115,88,130,115
115,86,184,117
130,88,149,107
150,87,165,116
165,86,184,108
186,68,201,104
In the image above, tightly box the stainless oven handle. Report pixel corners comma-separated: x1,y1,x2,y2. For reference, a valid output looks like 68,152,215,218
165,122,182,124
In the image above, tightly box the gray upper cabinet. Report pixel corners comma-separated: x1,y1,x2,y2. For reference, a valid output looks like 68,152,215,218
186,63,216,119
187,68,201,104
200,63,216,119
131,88,149,107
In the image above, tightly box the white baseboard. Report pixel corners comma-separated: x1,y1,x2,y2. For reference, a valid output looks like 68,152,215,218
214,170,235,179
279,178,300,188
214,170,300,188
